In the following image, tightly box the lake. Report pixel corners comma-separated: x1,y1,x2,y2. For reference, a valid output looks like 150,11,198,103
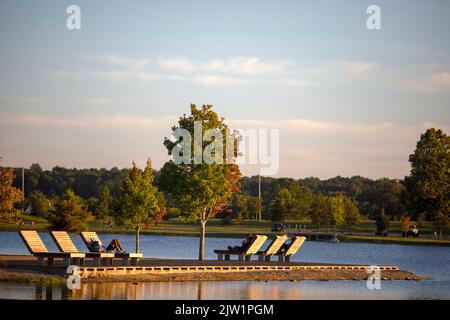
0,231,449,300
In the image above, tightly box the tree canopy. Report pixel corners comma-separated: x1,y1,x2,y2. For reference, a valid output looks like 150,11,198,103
404,128,449,220
158,104,241,260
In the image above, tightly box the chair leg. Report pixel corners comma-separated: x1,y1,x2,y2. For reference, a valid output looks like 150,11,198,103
225,254,230,261
285,256,290,262
37,256,45,265
218,253,223,261
95,257,101,266
122,258,129,266
48,257,54,266
245,255,251,262
63,257,70,266
278,255,283,262
238,254,244,261
264,255,271,262
258,255,264,262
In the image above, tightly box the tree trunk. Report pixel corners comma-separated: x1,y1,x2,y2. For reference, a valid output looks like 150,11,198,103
136,224,140,253
198,219,206,261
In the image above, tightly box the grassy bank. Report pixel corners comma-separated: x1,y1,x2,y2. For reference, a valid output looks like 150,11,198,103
1,215,449,246
0,270,66,285
338,235,450,246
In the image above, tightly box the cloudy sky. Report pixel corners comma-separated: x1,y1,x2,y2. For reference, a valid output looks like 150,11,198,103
0,0,449,178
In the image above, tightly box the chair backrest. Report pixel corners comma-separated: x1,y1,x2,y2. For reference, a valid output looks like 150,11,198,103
285,236,306,256
50,231,79,253
19,230,49,254
265,235,289,255
244,235,268,255
80,232,103,252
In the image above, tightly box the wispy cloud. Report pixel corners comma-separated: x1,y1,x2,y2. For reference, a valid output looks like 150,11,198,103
99,55,150,70
158,57,194,72
1,112,447,178
202,57,288,76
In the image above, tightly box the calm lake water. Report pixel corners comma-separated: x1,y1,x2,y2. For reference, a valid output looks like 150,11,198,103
0,231,449,300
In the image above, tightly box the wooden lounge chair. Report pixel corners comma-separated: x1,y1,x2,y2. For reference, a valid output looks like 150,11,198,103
214,235,268,261
19,230,85,266
79,231,143,266
277,236,306,262
50,231,114,266
256,235,289,262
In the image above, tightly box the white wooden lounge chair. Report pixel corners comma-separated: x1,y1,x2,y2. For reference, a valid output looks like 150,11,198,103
256,235,289,262
214,235,268,261
19,230,85,266
277,236,306,262
50,231,114,266
79,231,143,266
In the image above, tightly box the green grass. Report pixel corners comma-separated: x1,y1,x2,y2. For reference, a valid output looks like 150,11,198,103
1,215,448,246
339,235,450,246
0,272,66,285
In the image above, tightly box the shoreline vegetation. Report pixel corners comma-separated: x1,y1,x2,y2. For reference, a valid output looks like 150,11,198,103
0,268,425,285
1,215,449,247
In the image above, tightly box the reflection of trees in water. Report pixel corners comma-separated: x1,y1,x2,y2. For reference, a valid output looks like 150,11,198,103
34,281,304,300
34,285,54,300
245,282,303,300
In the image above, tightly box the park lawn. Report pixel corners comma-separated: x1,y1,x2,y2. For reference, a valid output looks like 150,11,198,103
339,235,450,247
1,216,448,245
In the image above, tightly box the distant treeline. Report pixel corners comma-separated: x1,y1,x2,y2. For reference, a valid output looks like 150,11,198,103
12,163,405,221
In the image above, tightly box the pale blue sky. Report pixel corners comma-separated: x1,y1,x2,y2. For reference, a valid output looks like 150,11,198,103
0,0,449,178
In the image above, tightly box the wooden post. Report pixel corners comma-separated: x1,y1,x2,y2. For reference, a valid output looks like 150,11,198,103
258,175,262,221
136,224,140,253
199,219,206,261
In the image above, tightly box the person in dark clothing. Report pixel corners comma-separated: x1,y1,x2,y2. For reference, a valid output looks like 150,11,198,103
278,239,292,255
88,239,104,252
228,235,255,253
106,239,125,252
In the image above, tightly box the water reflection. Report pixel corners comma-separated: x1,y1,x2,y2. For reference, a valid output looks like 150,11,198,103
0,279,448,300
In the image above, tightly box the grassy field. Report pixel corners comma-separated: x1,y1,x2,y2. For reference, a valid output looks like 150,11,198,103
1,214,449,246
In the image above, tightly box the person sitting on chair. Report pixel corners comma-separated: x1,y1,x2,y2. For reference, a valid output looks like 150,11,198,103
106,239,125,253
88,239,104,252
278,238,292,255
227,234,254,253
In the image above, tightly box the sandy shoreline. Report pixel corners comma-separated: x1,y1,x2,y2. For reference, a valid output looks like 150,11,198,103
0,269,425,284
0,254,426,284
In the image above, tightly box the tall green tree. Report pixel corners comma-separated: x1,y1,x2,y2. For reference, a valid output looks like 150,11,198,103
96,186,113,228
435,212,448,240
47,189,89,233
343,196,361,227
328,194,346,226
0,163,24,222
114,160,160,253
270,188,292,222
231,194,248,221
404,128,449,220
309,193,329,226
158,105,241,260
28,190,50,218
376,207,390,234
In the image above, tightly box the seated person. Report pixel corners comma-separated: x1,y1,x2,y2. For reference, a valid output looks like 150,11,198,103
106,239,126,253
88,239,104,252
278,239,292,255
227,235,255,253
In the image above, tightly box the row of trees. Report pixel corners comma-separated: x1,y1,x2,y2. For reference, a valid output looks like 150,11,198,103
1,106,449,257
12,167,405,222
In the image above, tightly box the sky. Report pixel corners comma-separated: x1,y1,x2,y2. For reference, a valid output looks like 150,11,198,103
0,0,449,179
